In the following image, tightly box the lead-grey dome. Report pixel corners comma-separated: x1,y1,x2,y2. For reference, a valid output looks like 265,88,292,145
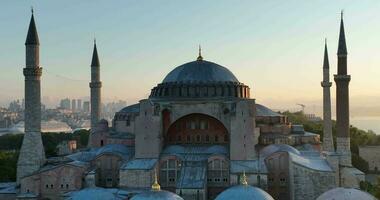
162,60,239,83
215,185,274,200
150,58,250,100
131,190,184,200
316,187,376,200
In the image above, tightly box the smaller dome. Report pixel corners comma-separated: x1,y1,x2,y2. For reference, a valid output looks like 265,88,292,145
131,190,184,200
316,187,376,200
215,185,274,200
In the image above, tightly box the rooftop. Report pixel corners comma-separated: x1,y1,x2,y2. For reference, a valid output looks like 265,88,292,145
162,59,239,84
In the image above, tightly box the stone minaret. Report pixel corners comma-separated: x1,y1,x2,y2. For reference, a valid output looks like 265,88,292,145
88,40,101,147
321,40,334,152
334,12,351,166
17,11,46,184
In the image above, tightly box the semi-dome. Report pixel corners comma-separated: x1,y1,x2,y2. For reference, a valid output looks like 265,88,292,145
215,185,274,200
150,53,250,100
162,60,239,83
316,187,377,200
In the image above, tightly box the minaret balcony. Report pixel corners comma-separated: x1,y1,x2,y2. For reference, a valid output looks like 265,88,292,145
23,67,42,77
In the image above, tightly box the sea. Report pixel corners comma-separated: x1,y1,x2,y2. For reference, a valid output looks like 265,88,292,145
351,116,380,135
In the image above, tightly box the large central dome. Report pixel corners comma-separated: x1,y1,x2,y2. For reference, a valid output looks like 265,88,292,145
162,60,239,83
149,53,250,100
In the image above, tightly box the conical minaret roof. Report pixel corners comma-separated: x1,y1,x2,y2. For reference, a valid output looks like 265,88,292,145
323,40,330,69
91,40,100,67
337,11,347,55
25,12,39,45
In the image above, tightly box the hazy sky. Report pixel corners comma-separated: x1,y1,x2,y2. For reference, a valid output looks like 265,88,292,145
1,0,380,111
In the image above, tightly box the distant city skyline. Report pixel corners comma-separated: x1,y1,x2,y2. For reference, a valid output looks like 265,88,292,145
1,1,380,113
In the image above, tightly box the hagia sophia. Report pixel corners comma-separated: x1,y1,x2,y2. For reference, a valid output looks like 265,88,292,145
12,10,378,200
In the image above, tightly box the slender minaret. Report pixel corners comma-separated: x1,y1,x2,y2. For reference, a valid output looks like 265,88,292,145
334,11,351,166
321,40,334,152
17,10,46,184
88,40,101,147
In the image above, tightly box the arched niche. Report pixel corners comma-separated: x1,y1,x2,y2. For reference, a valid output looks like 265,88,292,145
165,113,228,145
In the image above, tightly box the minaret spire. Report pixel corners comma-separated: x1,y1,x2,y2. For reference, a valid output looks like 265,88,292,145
88,39,102,147
337,10,347,56
334,10,351,166
91,39,100,67
17,10,46,185
321,40,334,152
323,39,329,69
25,8,39,45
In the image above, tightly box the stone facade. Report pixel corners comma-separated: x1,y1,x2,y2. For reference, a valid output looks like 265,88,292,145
20,163,87,200
119,169,157,188
92,154,123,188
292,164,335,200
265,150,336,200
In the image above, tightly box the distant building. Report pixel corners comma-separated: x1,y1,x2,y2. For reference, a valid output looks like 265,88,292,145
77,99,82,111
72,99,76,111
305,113,322,122
57,140,77,156
8,100,22,112
60,98,71,110
83,101,90,113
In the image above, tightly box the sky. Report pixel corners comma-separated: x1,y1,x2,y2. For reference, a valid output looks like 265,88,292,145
0,0,380,115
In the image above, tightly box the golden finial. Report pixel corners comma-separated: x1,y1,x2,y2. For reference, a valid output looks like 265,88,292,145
240,171,248,186
151,170,161,191
197,45,203,61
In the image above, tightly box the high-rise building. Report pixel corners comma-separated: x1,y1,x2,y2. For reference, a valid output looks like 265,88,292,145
60,98,71,110
17,10,46,184
83,101,90,113
72,99,76,111
77,99,82,111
